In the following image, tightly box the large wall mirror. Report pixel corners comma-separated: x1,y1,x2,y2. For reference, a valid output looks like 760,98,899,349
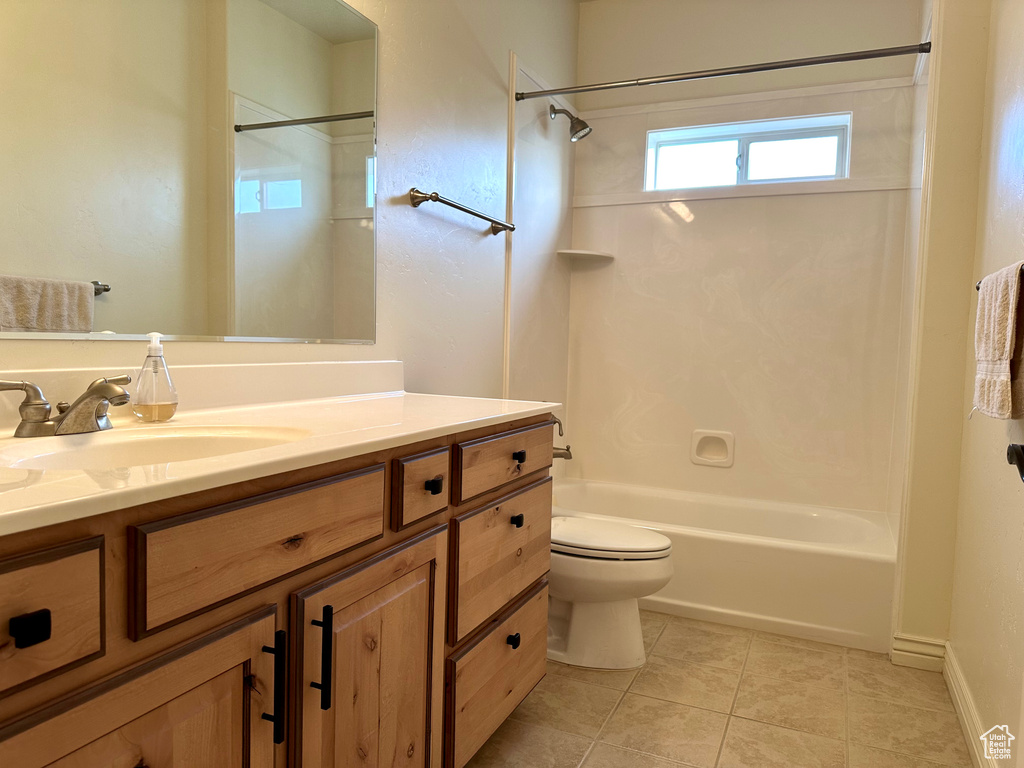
0,0,377,343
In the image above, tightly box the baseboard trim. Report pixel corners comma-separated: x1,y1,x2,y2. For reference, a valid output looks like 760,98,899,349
891,633,947,671
944,642,993,768
639,596,888,652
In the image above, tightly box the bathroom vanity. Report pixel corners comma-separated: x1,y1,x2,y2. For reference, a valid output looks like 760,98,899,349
0,389,555,768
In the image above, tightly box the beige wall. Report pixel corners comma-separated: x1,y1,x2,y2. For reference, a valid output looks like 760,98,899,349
228,0,332,120
948,0,1024,734
893,0,991,664
576,0,924,110
507,66,575,416
0,0,210,336
0,0,579,400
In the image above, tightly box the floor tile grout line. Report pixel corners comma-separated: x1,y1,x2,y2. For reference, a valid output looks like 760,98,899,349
714,631,753,767
844,645,851,768
845,688,958,714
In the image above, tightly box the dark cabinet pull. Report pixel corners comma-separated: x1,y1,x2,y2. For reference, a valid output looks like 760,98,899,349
507,633,521,650
9,608,51,649
512,450,527,464
510,513,525,528
1008,444,1024,483
309,604,334,711
424,476,444,495
260,629,287,744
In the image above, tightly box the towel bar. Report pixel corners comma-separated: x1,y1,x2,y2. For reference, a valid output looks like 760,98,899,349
1007,445,1024,483
91,281,110,296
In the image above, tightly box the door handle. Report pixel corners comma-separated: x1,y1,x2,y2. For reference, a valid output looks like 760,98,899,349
260,629,287,744
309,605,334,711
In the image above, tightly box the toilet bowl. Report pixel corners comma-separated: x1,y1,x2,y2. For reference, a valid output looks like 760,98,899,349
547,516,673,670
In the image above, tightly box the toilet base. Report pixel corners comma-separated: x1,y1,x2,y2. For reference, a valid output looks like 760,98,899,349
547,596,646,669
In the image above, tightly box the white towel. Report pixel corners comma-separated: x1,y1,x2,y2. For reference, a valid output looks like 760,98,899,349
974,260,1024,419
0,275,94,333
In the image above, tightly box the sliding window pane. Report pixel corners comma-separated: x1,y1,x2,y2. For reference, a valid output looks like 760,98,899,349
747,136,839,181
654,140,739,190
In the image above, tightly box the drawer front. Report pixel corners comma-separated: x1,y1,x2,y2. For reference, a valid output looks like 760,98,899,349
453,423,553,504
447,583,548,768
129,464,385,637
451,478,551,643
391,447,450,531
0,537,104,696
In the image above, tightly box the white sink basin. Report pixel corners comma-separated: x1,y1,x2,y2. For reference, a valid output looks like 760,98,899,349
0,425,311,471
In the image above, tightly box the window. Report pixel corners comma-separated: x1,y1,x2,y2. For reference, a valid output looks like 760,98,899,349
235,175,303,214
644,113,851,192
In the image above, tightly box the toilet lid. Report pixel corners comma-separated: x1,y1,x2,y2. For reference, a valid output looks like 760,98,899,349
551,516,672,560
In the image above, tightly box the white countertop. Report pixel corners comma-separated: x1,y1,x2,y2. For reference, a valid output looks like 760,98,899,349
0,391,555,537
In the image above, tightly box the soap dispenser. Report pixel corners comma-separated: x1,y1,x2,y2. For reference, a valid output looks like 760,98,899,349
132,332,178,422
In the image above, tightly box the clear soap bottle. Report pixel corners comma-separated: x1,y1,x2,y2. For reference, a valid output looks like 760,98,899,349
132,332,178,422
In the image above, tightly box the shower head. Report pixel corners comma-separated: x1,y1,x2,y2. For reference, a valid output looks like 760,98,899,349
549,105,592,142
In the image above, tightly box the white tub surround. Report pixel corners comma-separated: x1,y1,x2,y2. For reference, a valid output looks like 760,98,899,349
0,360,556,535
553,478,896,652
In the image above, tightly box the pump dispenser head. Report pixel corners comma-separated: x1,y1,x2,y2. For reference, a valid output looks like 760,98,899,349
147,332,164,355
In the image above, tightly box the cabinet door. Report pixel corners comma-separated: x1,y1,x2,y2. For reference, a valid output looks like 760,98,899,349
49,666,244,768
293,526,447,768
0,607,278,768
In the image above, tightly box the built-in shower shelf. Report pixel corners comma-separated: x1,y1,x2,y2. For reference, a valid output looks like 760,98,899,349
558,249,615,260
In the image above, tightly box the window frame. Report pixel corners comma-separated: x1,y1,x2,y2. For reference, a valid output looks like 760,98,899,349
644,113,852,192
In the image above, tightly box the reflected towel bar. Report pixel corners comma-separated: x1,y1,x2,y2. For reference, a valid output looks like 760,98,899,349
234,110,374,133
409,188,515,235
91,281,110,296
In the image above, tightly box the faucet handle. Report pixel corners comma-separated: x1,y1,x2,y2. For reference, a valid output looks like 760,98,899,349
89,374,132,389
551,415,564,437
0,380,51,423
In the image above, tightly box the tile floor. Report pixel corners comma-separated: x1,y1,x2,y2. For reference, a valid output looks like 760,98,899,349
467,611,972,768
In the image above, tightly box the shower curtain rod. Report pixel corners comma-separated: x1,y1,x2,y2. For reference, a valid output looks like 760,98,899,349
234,110,374,132
515,42,931,101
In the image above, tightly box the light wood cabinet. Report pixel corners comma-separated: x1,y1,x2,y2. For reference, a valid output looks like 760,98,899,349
0,536,104,696
292,527,446,768
0,414,553,768
446,583,548,768
49,666,245,768
449,479,551,643
0,607,278,768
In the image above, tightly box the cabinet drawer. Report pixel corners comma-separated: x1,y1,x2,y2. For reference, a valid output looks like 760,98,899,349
129,464,385,638
0,537,104,696
446,582,548,768
450,478,551,643
452,423,553,504
391,446,450,531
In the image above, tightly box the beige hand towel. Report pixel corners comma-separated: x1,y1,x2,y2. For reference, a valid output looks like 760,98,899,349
0,275,94,333
974,260,1024,419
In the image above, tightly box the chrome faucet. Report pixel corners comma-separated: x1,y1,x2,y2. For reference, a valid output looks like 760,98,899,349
550,416,572,460
0,375,132,437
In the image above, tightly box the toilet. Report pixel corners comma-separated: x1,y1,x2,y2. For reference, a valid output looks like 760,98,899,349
547,516,673,670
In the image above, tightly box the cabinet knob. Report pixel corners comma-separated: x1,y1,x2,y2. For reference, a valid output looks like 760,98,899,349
9,608,51,649
506,633,521,650
510,513,525,528
424,476,444,496
512,450,527,464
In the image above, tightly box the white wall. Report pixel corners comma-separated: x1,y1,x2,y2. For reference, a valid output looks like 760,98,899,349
565,17,921,512
576,0,924,110
0,0,579,403
948,0,1024,735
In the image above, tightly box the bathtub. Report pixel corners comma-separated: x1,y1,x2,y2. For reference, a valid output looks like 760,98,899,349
552,478,896,652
